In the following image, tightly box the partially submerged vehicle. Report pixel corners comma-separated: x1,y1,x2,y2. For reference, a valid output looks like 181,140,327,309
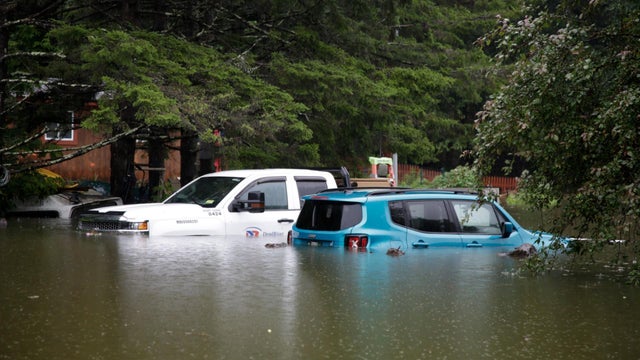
290,188,563,252
9,190,122,219
78,168,342,238
7,169,122,219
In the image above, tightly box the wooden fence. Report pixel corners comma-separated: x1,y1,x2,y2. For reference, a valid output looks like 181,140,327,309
395,163,518,194
481,175,519,194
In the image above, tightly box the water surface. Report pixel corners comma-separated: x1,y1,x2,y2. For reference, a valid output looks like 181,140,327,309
1,217,638,359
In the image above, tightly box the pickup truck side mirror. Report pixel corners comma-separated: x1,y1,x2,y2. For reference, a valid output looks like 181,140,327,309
501,221,514,238
233,191,265,213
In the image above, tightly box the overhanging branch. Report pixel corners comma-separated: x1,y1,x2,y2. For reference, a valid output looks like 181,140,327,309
7,125,146,175
0,128,49,154
0,51,66,63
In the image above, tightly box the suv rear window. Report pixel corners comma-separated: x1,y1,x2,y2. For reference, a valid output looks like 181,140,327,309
295,200,362,231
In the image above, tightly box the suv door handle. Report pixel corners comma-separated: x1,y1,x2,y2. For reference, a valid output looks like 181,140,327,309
412,240,430,248
278,218,294,223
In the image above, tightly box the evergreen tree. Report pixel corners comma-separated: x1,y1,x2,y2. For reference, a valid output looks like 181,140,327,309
0,0,517,207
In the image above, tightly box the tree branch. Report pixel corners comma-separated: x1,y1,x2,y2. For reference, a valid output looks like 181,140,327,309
0,18,54,31
7,125,146,175
0,51,66,63
0,127,49,154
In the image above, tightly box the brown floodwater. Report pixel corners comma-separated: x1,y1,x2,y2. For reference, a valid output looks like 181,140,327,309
1,215,639,359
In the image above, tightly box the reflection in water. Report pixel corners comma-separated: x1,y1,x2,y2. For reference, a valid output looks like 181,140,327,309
1,218,639,359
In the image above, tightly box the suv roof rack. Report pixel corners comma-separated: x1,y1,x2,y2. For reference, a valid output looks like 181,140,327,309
364,188,478,197
315,187,478,196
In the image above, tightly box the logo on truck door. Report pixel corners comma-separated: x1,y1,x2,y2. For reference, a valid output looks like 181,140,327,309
244,227,285,237
245,227,262,237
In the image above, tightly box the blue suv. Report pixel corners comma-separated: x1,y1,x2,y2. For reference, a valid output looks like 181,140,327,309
290,188,556,252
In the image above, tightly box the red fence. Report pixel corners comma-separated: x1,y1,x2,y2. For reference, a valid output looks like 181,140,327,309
395,163,518,194
481,175,518,194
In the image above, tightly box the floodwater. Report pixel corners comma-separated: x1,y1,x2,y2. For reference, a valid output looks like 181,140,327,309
1,215,639,360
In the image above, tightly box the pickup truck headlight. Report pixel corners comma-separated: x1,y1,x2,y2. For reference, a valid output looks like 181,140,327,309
128,221,149,231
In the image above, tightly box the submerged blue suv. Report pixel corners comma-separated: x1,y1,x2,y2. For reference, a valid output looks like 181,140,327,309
290,188,556,252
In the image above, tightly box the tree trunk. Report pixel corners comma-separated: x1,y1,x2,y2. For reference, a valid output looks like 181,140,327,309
0,7,8,206
198,141,213,176
147,131,164,200
110,135,137,203
180,129,198,186
152,0,167,31
0,5,9,153
120,0,140,25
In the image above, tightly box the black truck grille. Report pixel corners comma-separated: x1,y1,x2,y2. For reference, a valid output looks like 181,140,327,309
79,220,124,231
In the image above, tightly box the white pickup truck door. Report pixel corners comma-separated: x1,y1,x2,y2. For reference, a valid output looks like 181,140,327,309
224,176,298,241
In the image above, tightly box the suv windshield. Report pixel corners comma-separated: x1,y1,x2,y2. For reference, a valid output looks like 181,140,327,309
296,200,362,231
164,176,244,207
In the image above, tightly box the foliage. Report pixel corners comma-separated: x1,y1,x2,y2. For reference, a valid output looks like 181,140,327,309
398,169,432,188
400,165,482,189
474,0,640,269
428,165,483,189
1,1,522,206
503,192,527,208
627,263,640,287
262,0,516,168
0,171,64,215
267,52,452,165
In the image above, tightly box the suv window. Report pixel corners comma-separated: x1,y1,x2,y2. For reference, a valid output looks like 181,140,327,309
451,200,501,235
296,200,362,231
239,179,288,210
389,201,406,225
390,200,455,233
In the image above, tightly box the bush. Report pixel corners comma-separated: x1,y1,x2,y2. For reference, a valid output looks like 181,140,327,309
428,166,482,189
398,169,430,188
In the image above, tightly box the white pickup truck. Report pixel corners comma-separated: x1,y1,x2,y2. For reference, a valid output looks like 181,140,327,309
78,168,344,238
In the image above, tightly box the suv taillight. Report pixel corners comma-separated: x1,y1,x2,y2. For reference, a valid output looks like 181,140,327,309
346,235,368,251
287,230,292,245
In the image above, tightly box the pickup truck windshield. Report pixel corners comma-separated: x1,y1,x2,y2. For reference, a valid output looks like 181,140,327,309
164,176,245,207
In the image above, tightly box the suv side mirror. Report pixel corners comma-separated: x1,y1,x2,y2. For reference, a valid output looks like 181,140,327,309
233,191,265,213
501,221,514,238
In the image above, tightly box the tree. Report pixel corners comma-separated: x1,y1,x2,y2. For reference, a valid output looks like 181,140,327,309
0,1,126,211
1,0,519,210
0,4,315,203
254,0,514,169
474,0,640,266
